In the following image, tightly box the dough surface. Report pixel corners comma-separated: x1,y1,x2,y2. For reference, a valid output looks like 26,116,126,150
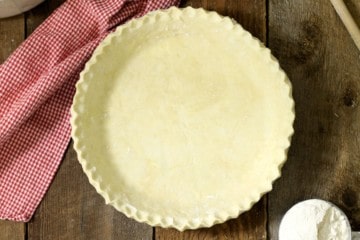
72,7,294,230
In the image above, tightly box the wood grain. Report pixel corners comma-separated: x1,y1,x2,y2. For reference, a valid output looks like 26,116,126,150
330,0,360,51
268,0,360,239
25,1,49,36
0,14,24,61
0,12,26,240
5,0,359,239
0,222,25,240
27,143,152,240
180,0,266,41
24,1,152,240
156,0,267,239
156,198,267,240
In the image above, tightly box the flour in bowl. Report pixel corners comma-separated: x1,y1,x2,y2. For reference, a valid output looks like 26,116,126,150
279,199,350,240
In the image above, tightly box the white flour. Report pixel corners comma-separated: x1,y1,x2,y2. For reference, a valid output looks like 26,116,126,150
279,199,350,240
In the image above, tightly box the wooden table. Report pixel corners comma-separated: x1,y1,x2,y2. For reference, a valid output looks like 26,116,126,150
1,0,360,239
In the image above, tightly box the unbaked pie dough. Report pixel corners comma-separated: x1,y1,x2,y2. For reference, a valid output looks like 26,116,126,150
71,7,294,230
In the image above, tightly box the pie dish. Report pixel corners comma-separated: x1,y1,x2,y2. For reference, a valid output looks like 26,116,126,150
71,7,295,231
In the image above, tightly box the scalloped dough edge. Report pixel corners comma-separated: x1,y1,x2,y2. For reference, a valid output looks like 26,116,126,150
70,6,295,231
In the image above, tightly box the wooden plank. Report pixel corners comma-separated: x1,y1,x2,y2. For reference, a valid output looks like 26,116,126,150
156,0,267,239
0,14,24,61
0,13,26,240
156,199,267,240
268,0,360,239
24,1,49,36
180,0,266,41
0,222,25,240
28,143,152,240
25,1,152,239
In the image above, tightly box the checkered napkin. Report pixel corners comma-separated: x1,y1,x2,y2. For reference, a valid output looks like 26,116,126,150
0,0,179,222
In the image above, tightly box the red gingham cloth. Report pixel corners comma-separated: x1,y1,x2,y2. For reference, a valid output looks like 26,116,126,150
0,0,179,222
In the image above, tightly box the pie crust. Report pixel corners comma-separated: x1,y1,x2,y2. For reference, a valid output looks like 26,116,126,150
71,7,295,231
